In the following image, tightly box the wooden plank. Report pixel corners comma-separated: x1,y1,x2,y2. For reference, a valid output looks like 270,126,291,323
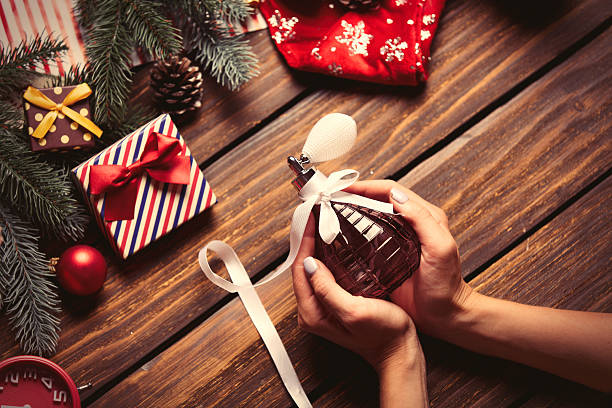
316,177,612,408
89,21,612,408
2,0,609,400
129,30,308,165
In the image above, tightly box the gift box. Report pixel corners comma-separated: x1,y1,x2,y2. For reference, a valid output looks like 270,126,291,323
23,84,102,152
72,114,216,259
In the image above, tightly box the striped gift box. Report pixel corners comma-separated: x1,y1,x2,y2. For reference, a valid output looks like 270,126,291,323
72,114,216,259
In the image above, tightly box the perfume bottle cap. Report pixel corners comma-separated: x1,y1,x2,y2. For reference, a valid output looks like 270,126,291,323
288,113,357,190
287,156,315,190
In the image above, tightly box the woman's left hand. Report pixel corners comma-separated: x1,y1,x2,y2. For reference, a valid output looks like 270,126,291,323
291,216,422,374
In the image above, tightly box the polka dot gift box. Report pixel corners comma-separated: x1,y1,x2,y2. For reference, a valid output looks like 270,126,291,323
71,114,216,259
23,83,102,152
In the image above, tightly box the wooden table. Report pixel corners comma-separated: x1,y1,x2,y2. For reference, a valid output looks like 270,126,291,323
1,1,611,406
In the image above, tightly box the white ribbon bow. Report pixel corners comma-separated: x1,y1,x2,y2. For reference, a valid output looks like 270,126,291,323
198,169,393,408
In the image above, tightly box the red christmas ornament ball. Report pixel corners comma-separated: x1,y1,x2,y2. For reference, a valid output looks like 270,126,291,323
56,245,107,296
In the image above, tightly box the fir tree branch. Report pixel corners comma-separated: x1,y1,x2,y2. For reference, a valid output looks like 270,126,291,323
0,203,60,356
123,0,182,58
0,103,23,131
187,21,259,91
218,0,254,28
73,0,98,30
0,34,67,100
0,128,89,241
84,0,133,127
176,2,259,91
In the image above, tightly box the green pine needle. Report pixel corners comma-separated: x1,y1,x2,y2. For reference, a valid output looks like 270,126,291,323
124,0,182,58
85,0,133,127
177,1,259,91
218,0,254,28
0,128,89,241
0,33,67,100
0,203,60,356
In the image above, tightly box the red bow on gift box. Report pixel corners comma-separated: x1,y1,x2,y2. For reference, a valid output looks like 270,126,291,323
89,132,191,221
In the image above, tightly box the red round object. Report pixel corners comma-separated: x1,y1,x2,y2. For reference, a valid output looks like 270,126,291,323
0,355,80,407
56,245,107,296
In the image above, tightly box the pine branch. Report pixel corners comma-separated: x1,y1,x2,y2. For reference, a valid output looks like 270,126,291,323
0,203,60,356
73,0,98,30
83,0,133,127
0,103,23,131
176,2,258,91
188,22,259,91
218,0,254,28
0,128,89,241
0,34,67,100
123,0,182,58
49,63,92,87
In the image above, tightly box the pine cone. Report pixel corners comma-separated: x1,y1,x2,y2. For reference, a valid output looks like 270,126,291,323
151,55,203,119
335,0,380,11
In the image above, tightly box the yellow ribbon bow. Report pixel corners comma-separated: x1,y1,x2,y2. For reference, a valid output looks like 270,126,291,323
23,83,103,140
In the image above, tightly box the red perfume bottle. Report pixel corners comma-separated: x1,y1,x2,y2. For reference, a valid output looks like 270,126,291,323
287,156,421,299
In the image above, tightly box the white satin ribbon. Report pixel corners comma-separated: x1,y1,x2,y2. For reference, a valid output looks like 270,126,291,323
198,169,393,407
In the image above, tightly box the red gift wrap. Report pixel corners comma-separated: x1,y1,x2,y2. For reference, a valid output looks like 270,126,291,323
259,0,445,85
72,114,216,259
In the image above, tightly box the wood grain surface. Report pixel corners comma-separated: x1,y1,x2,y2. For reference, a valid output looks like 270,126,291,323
88,23,612,408
1,0,609,401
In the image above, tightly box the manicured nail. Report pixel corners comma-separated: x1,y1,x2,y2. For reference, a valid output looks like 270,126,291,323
303,257,318,276
390,188,409,204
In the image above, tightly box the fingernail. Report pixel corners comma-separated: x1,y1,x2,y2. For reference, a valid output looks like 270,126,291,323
303,257,318,276
390,188,409,204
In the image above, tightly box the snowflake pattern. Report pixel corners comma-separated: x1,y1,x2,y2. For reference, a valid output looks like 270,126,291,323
335,20,374,56
311,47,322,60
267,10,298,44
395,0,408,5
328,62,343,75
422,14,436,25
421,30,431,41
380,37,409,62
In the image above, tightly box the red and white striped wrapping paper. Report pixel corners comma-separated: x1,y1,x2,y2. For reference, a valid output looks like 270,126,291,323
72,114,216,259
0,0,267,75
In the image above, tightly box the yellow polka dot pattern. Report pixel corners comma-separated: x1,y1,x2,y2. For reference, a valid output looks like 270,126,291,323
25,102,30,110
35,113,43,121
49,124,56,133
58,113,65,119
38,138,47,146
53,87,63,95
28,127,33,135
61,135,70,144
83,133,92,141
70,122,79,130
79,108,88,117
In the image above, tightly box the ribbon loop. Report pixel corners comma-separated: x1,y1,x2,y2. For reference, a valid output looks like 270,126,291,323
23,84,103,139
89,132,191,221
200,168,394,407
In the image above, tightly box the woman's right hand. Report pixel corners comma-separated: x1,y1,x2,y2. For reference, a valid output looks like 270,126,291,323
344,180,474,340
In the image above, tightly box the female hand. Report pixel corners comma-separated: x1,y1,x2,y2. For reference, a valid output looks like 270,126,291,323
344,180,473,340
291,216,423,374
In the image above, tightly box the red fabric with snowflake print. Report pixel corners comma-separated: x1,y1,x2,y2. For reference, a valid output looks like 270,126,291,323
259,0,445,85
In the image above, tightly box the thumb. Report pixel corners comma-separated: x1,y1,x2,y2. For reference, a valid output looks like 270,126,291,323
390,187,449,248
303,257,355,317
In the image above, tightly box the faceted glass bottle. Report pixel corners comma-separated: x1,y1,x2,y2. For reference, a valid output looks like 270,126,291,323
312,203,420,298
289,157,421,298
